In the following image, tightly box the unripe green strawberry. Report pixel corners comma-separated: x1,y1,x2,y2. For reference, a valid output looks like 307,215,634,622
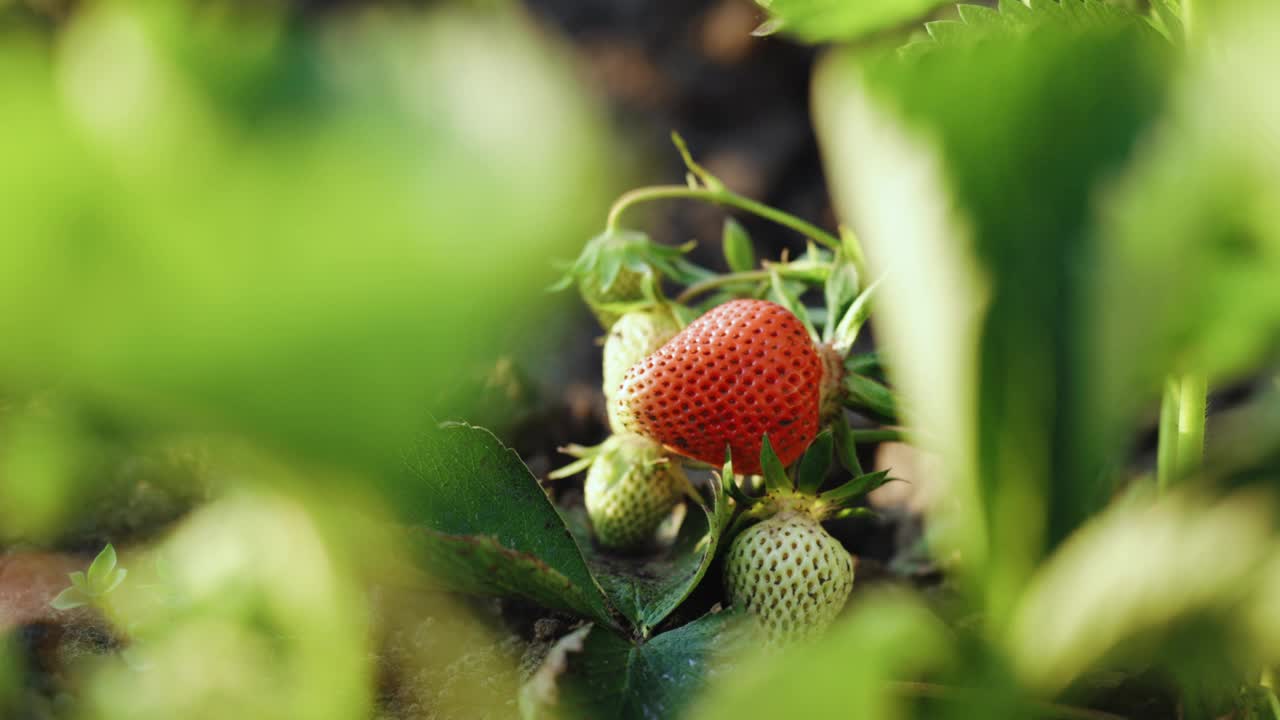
553,229,706,329
582,265,648,329
585,435,686,551
603,309,681,433
724,511,854,644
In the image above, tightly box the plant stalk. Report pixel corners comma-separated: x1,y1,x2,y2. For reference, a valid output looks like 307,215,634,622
1157,372,1208,490
675,270,771,304
1175,372,1207,480
891,682,1128,720
1156,376,1181,492
606,185,841,252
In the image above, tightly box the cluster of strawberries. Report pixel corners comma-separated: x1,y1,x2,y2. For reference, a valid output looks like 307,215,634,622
550,149,897,645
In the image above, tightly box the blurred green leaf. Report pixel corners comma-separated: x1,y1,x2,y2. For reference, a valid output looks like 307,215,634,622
86,544,118,593
1094,2,1280,396
558,611,749,720
567,496,723,637
49,586,90,611
754,0,953,44
722,218,756,273
0,2,614,486
1009,488,1275,695
402,422,614,626
691,591,953,720
815,17,1174,617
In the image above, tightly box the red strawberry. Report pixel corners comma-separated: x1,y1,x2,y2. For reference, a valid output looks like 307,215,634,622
614,299,826,475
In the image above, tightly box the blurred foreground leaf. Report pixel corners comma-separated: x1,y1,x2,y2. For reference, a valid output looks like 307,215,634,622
814,14,1174,617
0,2,613,484
755,0,952,43
1010,488,1276,695
691,591,952,720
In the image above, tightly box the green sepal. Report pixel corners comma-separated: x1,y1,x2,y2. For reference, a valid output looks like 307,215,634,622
822,260,860,343
548,441,608,480
103,568,128,595
598,251,624,294
831,413,864,476
795,429,834,495
86,544,117,593
722,218,756,273
720,448,758,509
49,586,89,611
843,374,898,422
845,351,882,377
773,245,833,285
725,474,757,509
671,302,699,328
768,268,818,342
831,507,879,521
831,278,879,354
548,455,595,481
820,469,891,507
758,435,791,494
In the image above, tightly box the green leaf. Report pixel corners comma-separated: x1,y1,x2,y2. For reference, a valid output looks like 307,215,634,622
909,0,1157,53
815,25,1174,613
721,218,756,274
755,0,954,44
86,543,118,594
690,591,953,720
1009,489,1275,695
69,570,87,592
401,422,613,626
566,497,724,637
758,435,791,493
559,611,749,720
956,3,1004,26
925,19,967,42
796,430,834,495
408,530,610,622
0,4,616,484
48,586,89,611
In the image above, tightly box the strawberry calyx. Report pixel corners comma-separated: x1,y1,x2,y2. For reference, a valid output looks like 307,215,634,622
718,432,893,543
549,229,711,329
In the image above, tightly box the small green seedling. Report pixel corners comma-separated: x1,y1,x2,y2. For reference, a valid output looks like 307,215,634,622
49,543,128,611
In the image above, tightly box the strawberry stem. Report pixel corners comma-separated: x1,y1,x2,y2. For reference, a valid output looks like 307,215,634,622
606,185,841,252
674,269,771,304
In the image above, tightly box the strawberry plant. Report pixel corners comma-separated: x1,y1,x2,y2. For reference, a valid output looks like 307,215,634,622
4,0,1280,719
